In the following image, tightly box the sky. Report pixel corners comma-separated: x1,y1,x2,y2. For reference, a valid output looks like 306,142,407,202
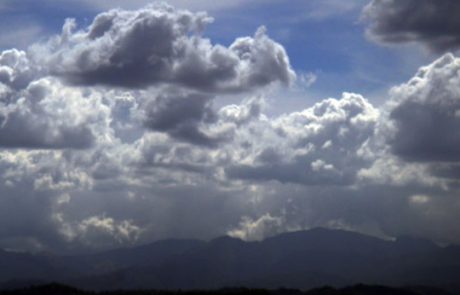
0,0,460,253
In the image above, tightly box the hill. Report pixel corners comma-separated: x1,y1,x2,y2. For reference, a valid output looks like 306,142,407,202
1,229,460,292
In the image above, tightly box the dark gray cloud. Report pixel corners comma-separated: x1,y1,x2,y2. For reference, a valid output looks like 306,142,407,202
144,91,221,147
430,163,460,180
142,92,265,147
385,53,460,162
0,116,93,149
363,0,460,52
33,4,295,91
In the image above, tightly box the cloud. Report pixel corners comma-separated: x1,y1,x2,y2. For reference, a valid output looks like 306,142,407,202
0,49,38,90
227,213,297,241
225,93,379,185
357,53,460,195
384,53,460,162
3,2,460,253
3,3,295,149
0,51,104,149
0,2,383,252
138,92,379,187
59,214,142,248
141,93,265,147
143,90,220,147
32,4,295,91
363,0,460,52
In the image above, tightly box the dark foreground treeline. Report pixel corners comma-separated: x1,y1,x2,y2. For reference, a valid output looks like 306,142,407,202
0,283,455,295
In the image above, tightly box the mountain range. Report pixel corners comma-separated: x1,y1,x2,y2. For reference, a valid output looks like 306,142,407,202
1,228,460,292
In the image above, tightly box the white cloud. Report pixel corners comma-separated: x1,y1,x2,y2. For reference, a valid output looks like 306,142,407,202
224,93,379,185
227,213,298,241
410,194,430,205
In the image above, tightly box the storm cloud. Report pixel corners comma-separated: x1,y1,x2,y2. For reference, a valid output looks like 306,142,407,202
143,91,221,147
363,0,460,52
32,3,295,91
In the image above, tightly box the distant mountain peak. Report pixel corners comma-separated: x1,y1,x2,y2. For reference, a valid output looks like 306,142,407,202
1,228,460,292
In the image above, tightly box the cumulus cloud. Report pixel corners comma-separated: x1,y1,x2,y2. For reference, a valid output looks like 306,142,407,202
384,53,460,162
356,53,460,197
2,3,295,150
31,4,295,91
0,57,100,149
0,49,38,90
363,0,460,52
61,214,142,247
137,92,379,188
227,213,296,241
0,2,296,250
353,53,460,196
225,93,379,185
141,93,264,147
143,90,220,147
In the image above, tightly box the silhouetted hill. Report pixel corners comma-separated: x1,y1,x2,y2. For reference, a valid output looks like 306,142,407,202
1,229,460,292
0,249,62,283
0,239,204,289
56,239,205,276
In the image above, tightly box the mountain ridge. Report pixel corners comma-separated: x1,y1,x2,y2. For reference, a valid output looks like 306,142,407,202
1,228,460,292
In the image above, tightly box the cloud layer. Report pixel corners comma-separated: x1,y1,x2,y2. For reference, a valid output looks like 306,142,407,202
0,2,460,253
